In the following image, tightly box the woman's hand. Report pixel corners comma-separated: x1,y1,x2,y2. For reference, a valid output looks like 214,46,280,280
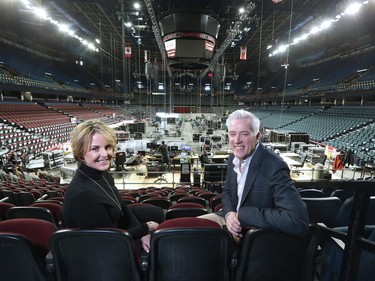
146,221,159,232
141,234,151,253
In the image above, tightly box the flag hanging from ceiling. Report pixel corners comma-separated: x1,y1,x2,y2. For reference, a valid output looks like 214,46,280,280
240,46,247,60
124,46,132,58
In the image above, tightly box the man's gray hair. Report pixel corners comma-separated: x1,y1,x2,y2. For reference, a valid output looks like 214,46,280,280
226,109,261,135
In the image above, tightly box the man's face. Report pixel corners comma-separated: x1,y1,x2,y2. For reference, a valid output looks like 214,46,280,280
228,118,259,161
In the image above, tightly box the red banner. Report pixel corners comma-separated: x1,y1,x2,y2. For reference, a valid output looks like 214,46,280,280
240,46,247,60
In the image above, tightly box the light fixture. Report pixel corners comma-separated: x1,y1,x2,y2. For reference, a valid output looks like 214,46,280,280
134,2,141,10
345,2,362,14
17,0,99,52
269,0,371,57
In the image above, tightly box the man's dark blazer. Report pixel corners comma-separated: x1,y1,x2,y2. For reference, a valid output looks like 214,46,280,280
221,142,309,237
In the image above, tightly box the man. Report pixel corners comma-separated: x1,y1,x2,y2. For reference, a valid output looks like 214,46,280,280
9,151,22,177
202,109,309,238
159,140,170,170
200,147,213,167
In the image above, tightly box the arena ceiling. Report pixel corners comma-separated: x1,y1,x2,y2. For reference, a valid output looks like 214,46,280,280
1,0,374,95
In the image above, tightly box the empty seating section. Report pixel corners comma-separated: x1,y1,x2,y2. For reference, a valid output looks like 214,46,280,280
0,43,125,97
0,102,75,154
0,101,135,154
0,169,67,211
0,101,373,166
82,103,129,121
246,105,375,166
275,106,375,142
1,173,375,280
46,103,106,122
325,123,375,162
290,53,375,94
0,102,71,129
0,122,54,154
106,105,134,121
250,52,375,98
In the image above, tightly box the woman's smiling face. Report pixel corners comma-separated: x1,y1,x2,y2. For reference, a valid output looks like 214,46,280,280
83,132,114,171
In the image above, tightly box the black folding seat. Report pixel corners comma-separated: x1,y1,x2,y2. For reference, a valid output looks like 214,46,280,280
50,228,142,281
146,217,232,281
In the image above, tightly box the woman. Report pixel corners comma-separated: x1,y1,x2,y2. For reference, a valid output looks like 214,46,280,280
62,120,158,252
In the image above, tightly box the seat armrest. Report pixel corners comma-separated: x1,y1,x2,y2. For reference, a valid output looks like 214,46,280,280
45,250,55,273
140,249,150,272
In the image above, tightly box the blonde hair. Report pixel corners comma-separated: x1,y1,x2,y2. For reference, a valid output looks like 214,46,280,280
70,120,117,165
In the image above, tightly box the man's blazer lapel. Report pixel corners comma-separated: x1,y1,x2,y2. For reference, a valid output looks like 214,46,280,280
239,143,264,207
227,159,239,208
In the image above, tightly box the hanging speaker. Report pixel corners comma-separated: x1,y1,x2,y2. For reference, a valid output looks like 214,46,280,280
220,64,226,82
152,63,159,82
145,62,153,80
